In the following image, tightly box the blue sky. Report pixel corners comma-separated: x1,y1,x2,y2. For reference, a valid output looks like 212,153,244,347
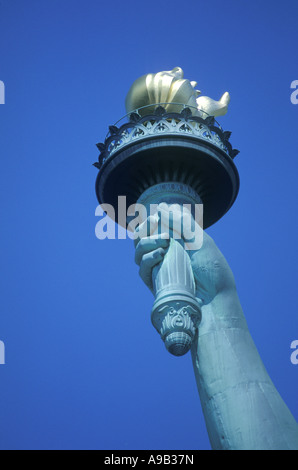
0,0,297,450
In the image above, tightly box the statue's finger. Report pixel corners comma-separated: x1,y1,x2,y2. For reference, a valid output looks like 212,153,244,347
157,206,200,250
134,214,159,245
135,236,169,266
139,248,166,289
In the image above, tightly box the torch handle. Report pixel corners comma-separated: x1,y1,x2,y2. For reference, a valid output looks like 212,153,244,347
150,237,201,356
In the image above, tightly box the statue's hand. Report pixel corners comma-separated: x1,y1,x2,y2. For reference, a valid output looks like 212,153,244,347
134,213,170,293
189,229,236,304
134,204,236,304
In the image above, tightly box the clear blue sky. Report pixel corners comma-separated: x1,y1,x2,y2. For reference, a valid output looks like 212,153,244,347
0,0,297,450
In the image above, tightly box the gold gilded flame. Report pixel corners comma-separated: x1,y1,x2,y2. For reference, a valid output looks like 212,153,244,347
125,67,230,119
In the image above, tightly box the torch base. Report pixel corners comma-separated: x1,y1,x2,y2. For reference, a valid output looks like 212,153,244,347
151,294,201,357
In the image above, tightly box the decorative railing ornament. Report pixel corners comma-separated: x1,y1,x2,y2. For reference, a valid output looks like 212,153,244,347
93,104,239,170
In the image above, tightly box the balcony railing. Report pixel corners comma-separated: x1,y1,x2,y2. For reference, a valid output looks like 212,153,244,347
94,103,239,170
